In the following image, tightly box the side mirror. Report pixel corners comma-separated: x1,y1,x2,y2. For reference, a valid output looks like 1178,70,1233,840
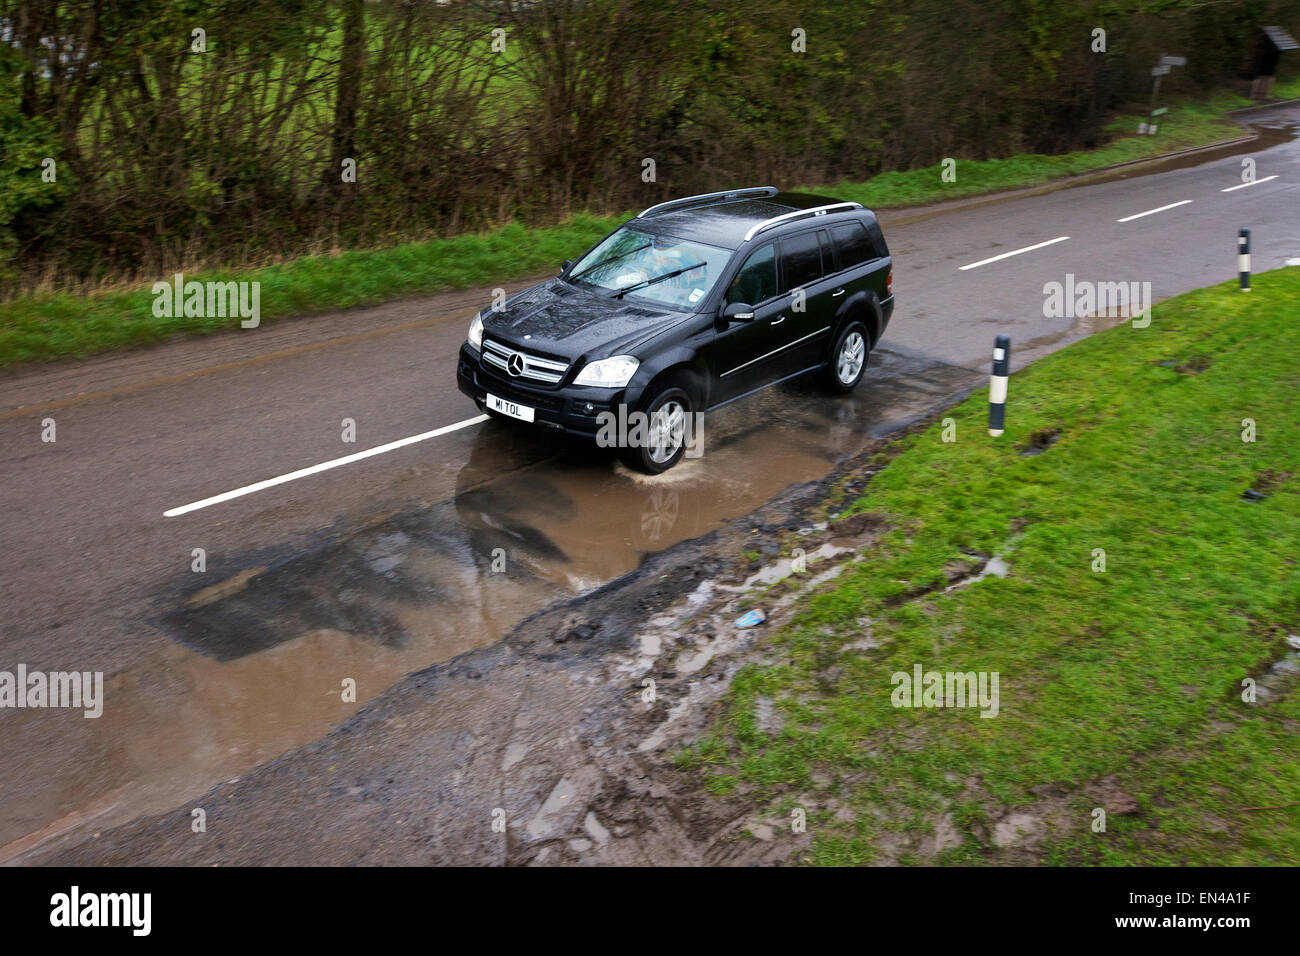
561,260,574,275
722,302,756,322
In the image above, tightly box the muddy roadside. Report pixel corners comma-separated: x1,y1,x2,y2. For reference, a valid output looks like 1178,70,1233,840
28,425,922,866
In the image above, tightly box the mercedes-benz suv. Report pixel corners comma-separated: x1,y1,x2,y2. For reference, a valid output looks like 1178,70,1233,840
456,187,894,472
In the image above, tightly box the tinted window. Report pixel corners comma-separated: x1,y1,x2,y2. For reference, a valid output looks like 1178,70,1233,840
779,231,823,292
831,222,878,270
727,243,777,304
866,220,889,258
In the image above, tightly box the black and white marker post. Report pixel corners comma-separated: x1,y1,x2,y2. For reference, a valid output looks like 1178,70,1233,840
1239,228,1251,292
988,334,1010,437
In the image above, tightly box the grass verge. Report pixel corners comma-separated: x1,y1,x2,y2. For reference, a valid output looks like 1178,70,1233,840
0,82,1294,370
0,214,622,368
679,267,1300,865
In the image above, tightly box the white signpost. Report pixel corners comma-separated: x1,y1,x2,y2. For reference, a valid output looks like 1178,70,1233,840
1141,54,1186,134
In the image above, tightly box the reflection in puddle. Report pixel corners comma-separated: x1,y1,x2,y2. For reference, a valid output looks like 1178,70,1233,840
0,348,980,859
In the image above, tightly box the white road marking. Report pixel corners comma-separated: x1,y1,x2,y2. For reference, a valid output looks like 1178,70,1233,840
1221,175,1279,193
164,414,489,517
958,236,1070,271
1116,200,1192,222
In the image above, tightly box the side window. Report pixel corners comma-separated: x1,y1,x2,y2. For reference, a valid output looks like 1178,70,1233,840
726,243,777,304
779,230,823,292
830,221,878,270
866,220,890,259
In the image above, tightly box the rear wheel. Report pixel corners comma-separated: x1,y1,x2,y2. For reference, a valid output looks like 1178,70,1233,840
825,321,869,393
618,384,694,474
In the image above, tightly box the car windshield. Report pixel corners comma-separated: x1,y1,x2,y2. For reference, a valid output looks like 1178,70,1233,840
568,226,731,310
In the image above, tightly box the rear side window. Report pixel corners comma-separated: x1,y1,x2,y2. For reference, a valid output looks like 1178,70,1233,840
779,231,823,292
866,220,890,258
831,221,879,270
727,242,777,304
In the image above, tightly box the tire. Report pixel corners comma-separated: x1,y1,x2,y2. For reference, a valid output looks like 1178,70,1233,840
825,321,870,393
617,384,694,474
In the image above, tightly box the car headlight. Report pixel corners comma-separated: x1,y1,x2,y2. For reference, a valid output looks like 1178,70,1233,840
574,355,639,388
467,314,484,350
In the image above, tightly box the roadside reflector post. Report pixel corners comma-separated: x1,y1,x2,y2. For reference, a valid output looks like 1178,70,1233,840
1239,228,1251,291
988,334,1010,437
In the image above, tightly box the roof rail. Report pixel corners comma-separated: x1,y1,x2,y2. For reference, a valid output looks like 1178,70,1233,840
742,202,863,242
638,186,779,219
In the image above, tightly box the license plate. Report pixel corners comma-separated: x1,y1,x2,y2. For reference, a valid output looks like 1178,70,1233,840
485,392,535,423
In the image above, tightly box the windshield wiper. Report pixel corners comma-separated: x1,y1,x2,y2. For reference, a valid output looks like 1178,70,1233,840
611,262,706,299
570,242,652,282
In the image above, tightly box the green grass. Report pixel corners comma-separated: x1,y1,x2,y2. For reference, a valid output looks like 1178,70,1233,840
681,267,1300,865
1,82,1295,369
0,214,622,365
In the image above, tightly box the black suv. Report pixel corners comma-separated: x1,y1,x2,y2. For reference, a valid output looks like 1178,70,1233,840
456,187,894,472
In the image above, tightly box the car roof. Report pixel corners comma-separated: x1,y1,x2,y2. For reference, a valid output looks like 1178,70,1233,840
633,191,871,250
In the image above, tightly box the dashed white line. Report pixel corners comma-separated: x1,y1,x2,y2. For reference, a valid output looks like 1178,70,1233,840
958,236,1071,271
1221,175,1279,192
166,172,1291,517
163,414,489,517
1116,200,1193,223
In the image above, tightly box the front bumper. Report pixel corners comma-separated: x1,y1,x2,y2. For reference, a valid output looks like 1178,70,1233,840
456,343,636,439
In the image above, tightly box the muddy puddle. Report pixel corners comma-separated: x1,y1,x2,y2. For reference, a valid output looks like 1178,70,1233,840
0,347,981,860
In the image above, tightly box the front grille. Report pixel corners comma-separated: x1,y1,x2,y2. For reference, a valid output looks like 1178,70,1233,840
476,367,566,411
481,338,569,385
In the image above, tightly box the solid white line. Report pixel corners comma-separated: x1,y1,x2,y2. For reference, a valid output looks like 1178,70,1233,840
163,414,489,517
1221,175,1279,193
958,236,1070,271
1116,200,1192,222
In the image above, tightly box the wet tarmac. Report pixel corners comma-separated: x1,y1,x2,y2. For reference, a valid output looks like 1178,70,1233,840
0,347,979,859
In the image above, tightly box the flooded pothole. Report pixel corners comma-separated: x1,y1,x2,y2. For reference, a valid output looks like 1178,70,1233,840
0,348,983,859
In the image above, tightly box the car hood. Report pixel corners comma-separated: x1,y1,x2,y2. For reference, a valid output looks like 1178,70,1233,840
480,280,693,361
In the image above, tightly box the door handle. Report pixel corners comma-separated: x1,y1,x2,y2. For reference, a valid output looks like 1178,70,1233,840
771,315,786,325
832,288,846,297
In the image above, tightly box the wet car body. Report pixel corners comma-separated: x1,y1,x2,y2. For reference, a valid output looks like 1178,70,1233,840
456,187,894,469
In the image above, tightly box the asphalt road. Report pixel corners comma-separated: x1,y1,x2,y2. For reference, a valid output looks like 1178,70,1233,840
1,102,1297,856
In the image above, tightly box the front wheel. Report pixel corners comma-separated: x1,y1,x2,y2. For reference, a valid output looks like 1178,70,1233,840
617,384,694,474
825,321,869,393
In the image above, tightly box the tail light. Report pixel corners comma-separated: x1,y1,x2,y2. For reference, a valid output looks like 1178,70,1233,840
886,267,893,296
